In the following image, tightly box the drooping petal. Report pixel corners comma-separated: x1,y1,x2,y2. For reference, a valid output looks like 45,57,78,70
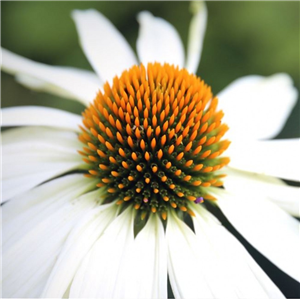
42,203,118,298
2,182,99,298
4,182,91,248
2,127,85,201
224,167,300,217
1,106,82,132
217,74,298,141
125,214,167,298
69,207,136,298
1,48,101,106
185,1,208,73
2,174,95,228
191,204,285,298
72,9,137,84
166,211,214,298
136,11,185,68
227,138,300,181
215,189,300,282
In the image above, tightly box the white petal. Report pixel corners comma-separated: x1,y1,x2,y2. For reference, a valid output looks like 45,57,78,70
3,176,96,248
126,214,167,298
217,74,298,140
227,138,300,181
2,174,95,227
2,127,84,201
1,106,82,132
1,48,101,106
137,11,185,68
42,203,117,298
166,211,214,298
267,187,300,217
215,189,300,282
191,204,284,298
3,185,98,268
224,167,300,217
2,185,98,298
185,1,208,73
72,9,137,84
69,207,136,298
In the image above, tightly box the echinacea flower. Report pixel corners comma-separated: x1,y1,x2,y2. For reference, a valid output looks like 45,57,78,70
1,2,299,298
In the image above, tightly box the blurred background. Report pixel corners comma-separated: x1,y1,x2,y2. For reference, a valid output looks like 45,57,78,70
1,1,300,298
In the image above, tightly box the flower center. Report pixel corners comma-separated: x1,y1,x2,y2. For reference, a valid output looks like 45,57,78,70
79,63,230,220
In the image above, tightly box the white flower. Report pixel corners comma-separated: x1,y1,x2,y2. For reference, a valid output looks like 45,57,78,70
1,2,299,298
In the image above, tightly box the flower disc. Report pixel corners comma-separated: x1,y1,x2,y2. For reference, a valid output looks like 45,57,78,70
79,63,230,220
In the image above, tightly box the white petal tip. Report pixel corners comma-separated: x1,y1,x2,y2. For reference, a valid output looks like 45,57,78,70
218,73,298,140
190,1,206,14
270,73,298,102
136,10,184,67
137,11,153,24
72,7,137,84
71,9,95,19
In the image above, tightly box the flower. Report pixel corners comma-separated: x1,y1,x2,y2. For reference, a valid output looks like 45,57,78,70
1,1,299,298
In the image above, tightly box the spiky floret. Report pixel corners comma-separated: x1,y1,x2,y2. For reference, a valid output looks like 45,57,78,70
79,63,230,220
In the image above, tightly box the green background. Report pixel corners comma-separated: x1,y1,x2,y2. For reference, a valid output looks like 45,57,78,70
1,1,299,138
1,1,300,298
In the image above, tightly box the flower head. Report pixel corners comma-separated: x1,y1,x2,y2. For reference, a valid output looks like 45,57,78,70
79,62,230,219
1,1,299,298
